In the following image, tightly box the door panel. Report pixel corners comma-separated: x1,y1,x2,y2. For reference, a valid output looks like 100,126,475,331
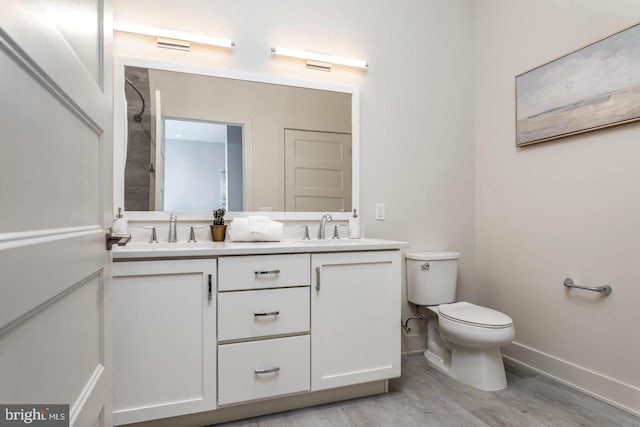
0,231,104,334
0,46,101,232
0,0,110,122
0,274,104,404
284,129,351,212
0,1,112,426
38,0,103,84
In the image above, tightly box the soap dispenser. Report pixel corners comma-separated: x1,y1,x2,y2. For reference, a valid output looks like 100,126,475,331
113,207,128,234
348,209,361,239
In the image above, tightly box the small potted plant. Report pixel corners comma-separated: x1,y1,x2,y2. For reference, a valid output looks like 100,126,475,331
210,208,227,242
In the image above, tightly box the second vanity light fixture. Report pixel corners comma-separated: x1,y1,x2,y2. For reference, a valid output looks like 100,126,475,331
113,22,235,51
271,47,368,71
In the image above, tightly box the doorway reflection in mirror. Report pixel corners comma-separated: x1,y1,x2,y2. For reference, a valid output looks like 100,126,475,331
162,119,243,212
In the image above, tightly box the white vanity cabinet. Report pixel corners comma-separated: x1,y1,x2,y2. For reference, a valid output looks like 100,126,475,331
112,259,217,426
217,254,311,406
311,251,401,391
111,240,407,425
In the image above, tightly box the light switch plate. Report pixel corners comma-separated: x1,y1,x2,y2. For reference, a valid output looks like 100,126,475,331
375,203,385,220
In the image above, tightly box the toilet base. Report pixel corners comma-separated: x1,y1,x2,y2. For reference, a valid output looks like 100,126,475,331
448,344,507,391
425,344,508,391
424,318,452,375
424,349,450,375
424,318,508,391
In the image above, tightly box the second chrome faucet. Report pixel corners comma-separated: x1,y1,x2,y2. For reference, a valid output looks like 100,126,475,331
317,213,333,240
168,213,178,243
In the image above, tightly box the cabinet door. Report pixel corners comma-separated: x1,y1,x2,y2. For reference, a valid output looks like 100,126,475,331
112,260,216,425
311,251,401,391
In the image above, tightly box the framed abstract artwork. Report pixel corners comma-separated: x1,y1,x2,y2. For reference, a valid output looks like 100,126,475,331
516,23,640,146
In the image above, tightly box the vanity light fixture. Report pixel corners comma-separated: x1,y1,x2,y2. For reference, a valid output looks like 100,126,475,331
271,47,368,71
113,22,235,51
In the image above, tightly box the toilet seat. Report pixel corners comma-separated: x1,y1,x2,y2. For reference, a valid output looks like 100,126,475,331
439,302,512,329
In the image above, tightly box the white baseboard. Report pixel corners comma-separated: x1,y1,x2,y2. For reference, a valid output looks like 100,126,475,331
401,349,426,356
504,341,640,417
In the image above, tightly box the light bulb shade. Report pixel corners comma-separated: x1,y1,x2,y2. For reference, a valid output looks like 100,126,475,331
114,22,235,48
271,47,368,69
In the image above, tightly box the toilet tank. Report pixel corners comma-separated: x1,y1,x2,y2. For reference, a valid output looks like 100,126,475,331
406,251,460,305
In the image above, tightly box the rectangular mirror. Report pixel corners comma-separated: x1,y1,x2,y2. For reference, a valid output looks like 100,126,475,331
114,57,360,221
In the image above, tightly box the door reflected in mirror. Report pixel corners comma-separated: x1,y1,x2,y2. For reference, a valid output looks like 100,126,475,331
122,65,352,213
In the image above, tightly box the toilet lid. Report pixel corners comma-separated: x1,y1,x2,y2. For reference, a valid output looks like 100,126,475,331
406,251,460,261
439,302,513,328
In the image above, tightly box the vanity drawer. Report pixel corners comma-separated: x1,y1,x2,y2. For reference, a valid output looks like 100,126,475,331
218,335,310,405
218,254,310,291
218,287,309,341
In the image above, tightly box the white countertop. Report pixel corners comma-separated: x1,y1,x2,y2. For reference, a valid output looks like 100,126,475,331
112,238,409,260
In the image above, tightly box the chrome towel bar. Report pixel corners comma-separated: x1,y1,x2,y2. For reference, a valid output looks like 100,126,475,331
563,278,612,296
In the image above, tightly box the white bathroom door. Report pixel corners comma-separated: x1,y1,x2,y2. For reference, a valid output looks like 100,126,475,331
284,129,352,212
0,1,113,426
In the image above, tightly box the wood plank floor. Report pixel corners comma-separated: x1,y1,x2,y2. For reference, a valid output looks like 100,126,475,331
219,354,640,427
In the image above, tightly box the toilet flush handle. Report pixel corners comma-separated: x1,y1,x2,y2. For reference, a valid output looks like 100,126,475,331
421,262,430,271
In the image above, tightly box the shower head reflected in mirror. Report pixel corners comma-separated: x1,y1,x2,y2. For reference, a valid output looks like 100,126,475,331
125,78,145,122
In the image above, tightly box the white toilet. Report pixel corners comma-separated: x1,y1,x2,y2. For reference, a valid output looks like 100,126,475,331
406,251,515,391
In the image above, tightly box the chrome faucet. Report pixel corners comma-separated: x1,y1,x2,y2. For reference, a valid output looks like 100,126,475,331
168,213,178,243
317,213,333,240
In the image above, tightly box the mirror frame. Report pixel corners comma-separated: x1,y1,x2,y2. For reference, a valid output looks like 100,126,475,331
114,56,359,222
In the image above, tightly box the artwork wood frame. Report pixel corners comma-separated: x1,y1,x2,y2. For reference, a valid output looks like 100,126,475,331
516,23,640,146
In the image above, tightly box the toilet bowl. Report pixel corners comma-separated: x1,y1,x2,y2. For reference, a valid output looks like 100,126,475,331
406,251,515,391
426,302,514,391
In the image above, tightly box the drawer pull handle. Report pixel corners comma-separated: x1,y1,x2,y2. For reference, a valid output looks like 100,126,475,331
255,269,281,276
254,367,280,375
254,311,280,317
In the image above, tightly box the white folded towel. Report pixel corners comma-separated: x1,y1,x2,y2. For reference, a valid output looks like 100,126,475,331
248,216,271,235
230,217,284,242
229,218,250,241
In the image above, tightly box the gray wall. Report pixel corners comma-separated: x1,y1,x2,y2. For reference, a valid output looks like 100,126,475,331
123,66,151,211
